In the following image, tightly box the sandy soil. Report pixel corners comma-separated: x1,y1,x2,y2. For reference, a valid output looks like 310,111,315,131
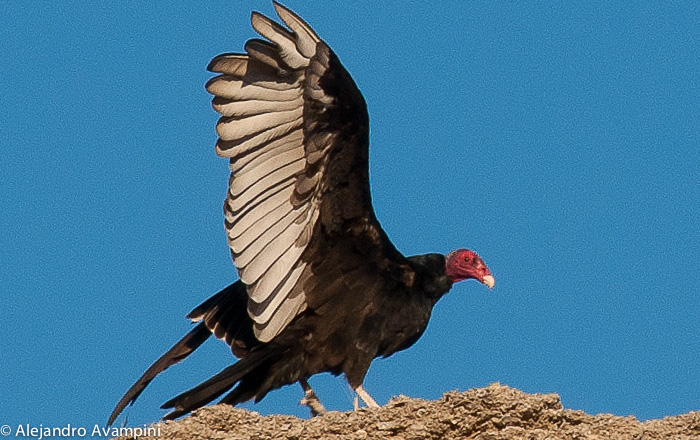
112,383,700,439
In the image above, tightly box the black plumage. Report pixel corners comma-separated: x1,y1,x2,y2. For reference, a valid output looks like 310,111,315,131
108,2,494,426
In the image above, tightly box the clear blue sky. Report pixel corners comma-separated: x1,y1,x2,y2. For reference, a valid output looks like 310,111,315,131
1,1,698,435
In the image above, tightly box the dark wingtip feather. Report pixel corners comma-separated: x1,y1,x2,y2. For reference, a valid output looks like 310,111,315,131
186,282,244,321
159,365,245,419
161,408,188,421
106,322,212,427
159,348,278,420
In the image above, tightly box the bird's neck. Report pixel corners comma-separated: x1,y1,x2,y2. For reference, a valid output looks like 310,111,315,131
406,253,454,301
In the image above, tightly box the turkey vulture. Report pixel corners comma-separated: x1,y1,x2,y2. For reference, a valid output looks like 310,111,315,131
108,2,494,425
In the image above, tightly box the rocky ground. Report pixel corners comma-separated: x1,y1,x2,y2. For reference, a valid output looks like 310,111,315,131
113,383,700,440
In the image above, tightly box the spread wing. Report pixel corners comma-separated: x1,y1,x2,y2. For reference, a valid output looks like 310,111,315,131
207,2,410,343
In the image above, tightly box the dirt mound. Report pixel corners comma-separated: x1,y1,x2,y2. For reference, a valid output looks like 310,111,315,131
113,383,700,439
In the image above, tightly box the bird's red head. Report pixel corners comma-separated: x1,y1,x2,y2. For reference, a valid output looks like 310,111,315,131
445,249,494,289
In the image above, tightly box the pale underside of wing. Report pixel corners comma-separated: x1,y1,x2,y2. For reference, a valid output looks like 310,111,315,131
206,3,328,343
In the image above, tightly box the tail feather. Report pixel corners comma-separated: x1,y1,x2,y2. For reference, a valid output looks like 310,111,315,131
107,282,250,427
107,322,211,427
161,348,279,420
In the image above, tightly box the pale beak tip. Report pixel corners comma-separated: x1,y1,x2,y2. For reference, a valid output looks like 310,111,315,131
482,275,495,289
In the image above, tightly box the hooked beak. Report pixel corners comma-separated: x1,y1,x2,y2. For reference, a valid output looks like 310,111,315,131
481,275,495,289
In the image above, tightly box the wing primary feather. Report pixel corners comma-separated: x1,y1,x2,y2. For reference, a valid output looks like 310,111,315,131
272,2,320,58
244,39,288,73
106,322,211,427
207,77,302,102
207,54,248,75
251,12,308,69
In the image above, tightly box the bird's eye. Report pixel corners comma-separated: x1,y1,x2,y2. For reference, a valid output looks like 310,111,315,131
464,255,471,263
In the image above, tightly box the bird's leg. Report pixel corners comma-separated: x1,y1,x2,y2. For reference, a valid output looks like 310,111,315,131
298,379,326,417
353,384,380,409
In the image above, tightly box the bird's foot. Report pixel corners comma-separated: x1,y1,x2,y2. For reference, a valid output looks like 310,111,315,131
299,379,326,417
299,394,326,417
